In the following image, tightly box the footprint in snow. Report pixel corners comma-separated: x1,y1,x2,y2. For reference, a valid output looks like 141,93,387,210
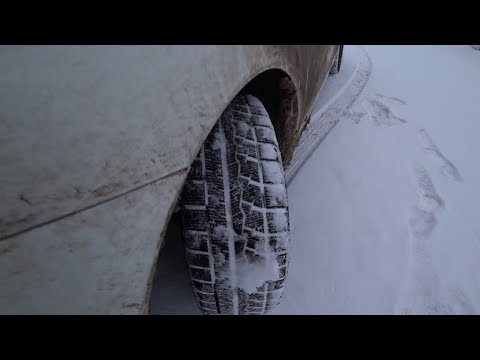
418,128,463,182
354,93,407,126
396,164,445,314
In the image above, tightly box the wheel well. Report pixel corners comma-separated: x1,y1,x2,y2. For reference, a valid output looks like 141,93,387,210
149,69,299,313
239,69,299,167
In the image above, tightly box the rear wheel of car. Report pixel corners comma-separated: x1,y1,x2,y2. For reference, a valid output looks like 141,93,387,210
329,45,343,74
181,94,290,315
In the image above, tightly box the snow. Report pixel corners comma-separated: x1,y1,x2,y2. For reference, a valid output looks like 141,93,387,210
218,120,240,314
149,219,202,315
150,45,480,315
262,161,285,183
259,143,278,161
235,246,280,294
210,131,223,150
212,225,278,294
245,94,264,108
286,45,372,184
274,45,480,314
265,183,287,207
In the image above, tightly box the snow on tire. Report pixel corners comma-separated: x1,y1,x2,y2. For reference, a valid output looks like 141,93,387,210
181,94,290,315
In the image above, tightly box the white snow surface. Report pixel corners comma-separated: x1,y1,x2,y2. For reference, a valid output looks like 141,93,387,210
150,45,480,315
274,45,480,315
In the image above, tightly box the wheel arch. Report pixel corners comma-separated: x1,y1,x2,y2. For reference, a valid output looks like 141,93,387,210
239,68,300,168
189,66,301,174
147,67,300,313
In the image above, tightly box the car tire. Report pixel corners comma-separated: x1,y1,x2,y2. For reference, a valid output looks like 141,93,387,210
329,45,344,74
181,94,290,315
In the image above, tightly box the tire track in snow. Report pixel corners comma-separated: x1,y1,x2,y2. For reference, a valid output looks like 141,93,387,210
285,46,373,185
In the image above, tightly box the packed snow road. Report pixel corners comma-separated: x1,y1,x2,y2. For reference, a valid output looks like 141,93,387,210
150,45,480,315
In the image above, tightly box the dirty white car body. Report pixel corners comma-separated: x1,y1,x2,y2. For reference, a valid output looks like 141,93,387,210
0,45,339,314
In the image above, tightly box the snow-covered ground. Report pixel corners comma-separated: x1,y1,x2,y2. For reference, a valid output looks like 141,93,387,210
150,45,480,315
